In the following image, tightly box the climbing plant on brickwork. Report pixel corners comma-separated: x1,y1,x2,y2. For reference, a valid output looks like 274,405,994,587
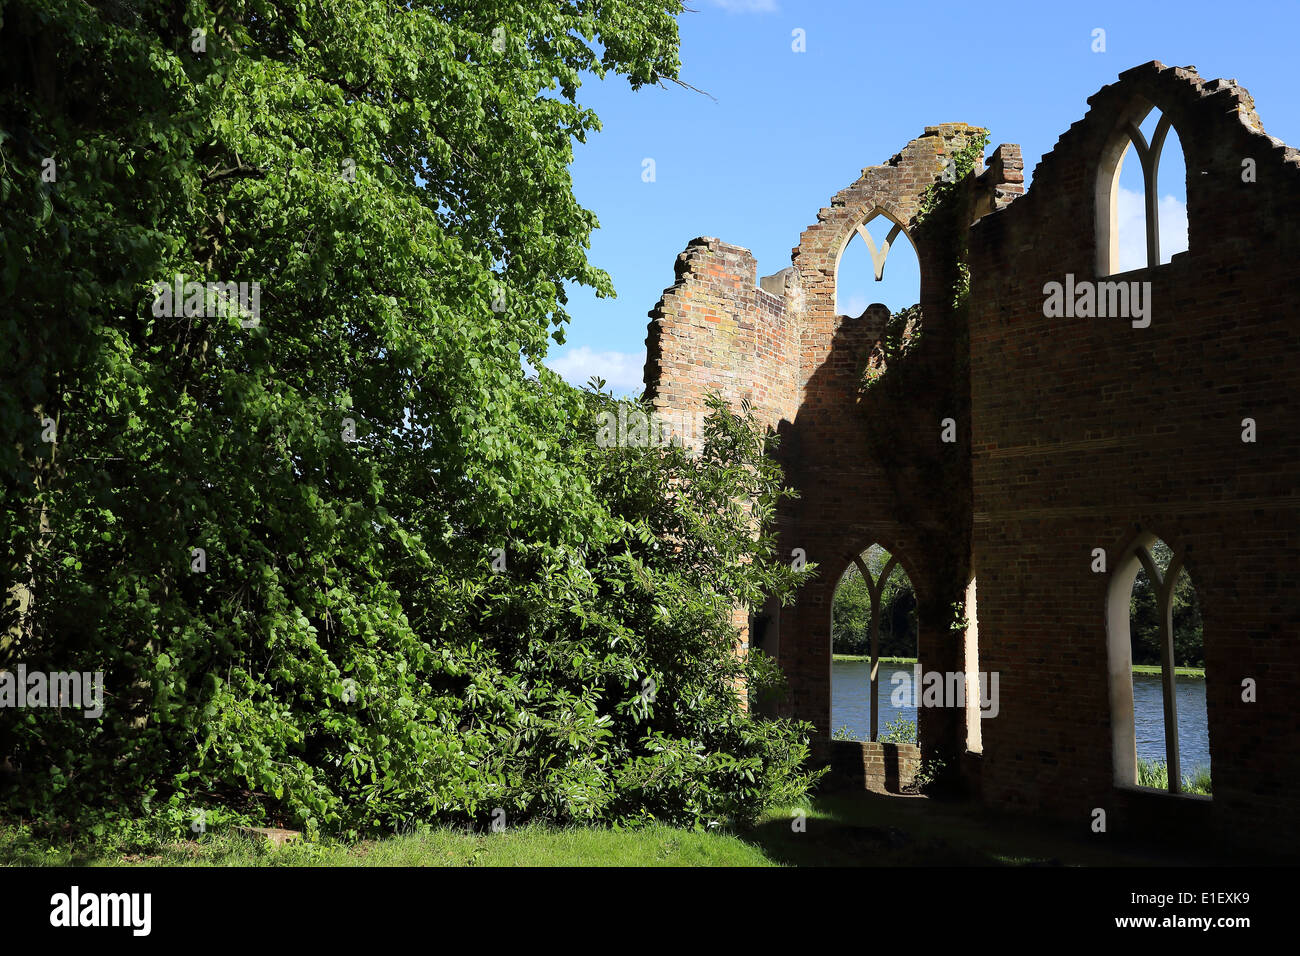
859,304,923,391
858,133,988,394
915,132,989,309
852,133,990,780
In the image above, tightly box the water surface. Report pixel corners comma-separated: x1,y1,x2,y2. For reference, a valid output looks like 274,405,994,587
830,660,1210,774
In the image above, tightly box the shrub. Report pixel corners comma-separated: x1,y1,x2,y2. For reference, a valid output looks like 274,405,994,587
879,717,918,745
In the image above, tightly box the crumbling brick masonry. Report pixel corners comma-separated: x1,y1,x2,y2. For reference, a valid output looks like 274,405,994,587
642,62,1300,852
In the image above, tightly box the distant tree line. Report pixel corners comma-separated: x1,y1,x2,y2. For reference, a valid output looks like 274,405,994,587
1130,541,1204,668
831,547,917,658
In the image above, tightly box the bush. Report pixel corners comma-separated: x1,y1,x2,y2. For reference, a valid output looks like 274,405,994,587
879,717,918,745
2,386,823,837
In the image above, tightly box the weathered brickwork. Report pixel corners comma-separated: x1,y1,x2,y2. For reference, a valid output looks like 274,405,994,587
967,62,1300,850
815,740,922,793
643,62,1300,853
644,239,801,440
647,124,996,766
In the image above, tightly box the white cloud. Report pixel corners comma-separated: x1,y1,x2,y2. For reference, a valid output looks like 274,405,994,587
544,346,646,394
1115,187,1146,272
1115,186,1188,272
1158,192,1189,262
708,0,778,12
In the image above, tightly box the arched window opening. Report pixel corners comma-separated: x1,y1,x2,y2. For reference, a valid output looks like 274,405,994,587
834,211,921,317
1112,134,1149,273
830,544,918,744
1097,105,1189,275
1106,535,1210,797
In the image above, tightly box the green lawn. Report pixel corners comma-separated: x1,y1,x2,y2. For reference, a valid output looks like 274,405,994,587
1131,663,1205,678
0,790,1250,867
0,821,775,868
740,793,1240,867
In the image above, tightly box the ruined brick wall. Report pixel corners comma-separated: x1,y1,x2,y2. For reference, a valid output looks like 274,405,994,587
642,239,801,666
643,238,800,440
641,62,1300,853
645,126,991,767
968,62,1300,849
776,125,989,764
815,740,921,793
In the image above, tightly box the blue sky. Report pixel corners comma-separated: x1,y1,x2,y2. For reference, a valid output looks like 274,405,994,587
543,0,1300,394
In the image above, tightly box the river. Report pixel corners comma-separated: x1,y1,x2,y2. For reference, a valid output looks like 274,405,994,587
830,660,1211,774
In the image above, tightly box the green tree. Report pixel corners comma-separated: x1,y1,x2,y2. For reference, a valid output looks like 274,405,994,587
831,566,872,654
0,0,818,836
831,546,916,658
1129,541,1204,668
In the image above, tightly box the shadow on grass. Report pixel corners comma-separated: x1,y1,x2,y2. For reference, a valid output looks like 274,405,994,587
742,793,1006,867
736,790,1261,867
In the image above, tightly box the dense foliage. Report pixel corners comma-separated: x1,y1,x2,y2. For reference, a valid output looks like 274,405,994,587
0,0,819,838
1129,541,1204,668
830,547,916,657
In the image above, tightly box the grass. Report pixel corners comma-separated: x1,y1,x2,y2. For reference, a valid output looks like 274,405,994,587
833,716,918,744
1135,758,1212,795
1130,663,1205,678
2,786,1249,867
0,821,775,868
832,654,917,664
744,793,1202,867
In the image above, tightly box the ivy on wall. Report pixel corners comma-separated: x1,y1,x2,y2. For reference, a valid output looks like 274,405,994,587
858,132,989,395
850,131,990,783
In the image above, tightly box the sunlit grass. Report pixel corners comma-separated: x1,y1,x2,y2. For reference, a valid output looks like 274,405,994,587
1136,758,1212,795
1130,664,1205,678
0,821,775,868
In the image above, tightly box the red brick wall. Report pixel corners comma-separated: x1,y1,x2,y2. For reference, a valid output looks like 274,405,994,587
968,62,1300,849
645,127,992,767
814,740,921,793
644,237,800,437
642,63,1300,853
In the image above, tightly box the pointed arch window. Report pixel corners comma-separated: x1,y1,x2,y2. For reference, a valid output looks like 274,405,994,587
831,545,916,742
1097,106,1188,275
1106,534,1210,797
835,210,920,317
